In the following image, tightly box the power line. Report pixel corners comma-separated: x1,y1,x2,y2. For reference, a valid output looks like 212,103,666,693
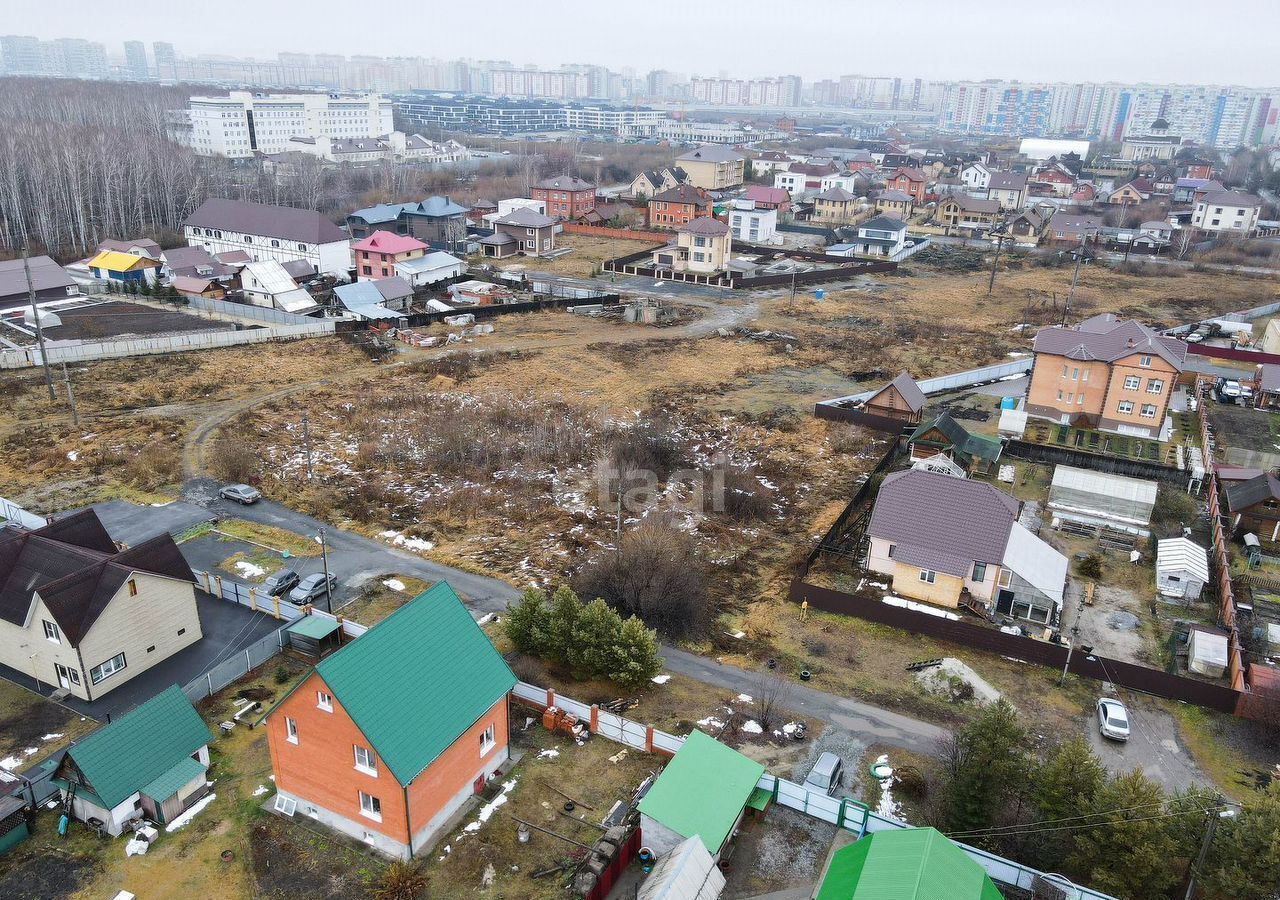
946,799,1213,840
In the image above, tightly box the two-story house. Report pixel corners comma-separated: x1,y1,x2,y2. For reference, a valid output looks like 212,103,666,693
647,183,712,229
478,207,558,258
531,175,596,221
742,185,790,215
240,260,319,314
263,582,516,860
848,214,907,258
958,161,991,192
0,510,202,701
986,172,1027,211
1025,313,1186,439
651,217,731,275
1192,191,1262,236
676,145,745,190
884,168,927,202
628,167,688,198
183,198,349,278
865,470,1067,624
873,189,915,221
934,195,1001,233
812,187,860,225
345,198,470,252
727,200,777,243
351,231,429,280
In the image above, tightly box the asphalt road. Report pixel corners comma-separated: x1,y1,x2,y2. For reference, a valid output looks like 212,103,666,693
1084,695,1210,791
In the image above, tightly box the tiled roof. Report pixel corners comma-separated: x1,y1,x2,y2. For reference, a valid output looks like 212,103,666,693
57,685,212,808
815,187,856,202
351,231,429,255
494,206,556,228
677,145,744,163
1032,314,1186,371
943,194,1000,214
651,184,706,205
1199,190,1260,208
988,172,1027,190
680,217,729,236
307,581,515,786
744,186,789,205
875,190,914,203
534,175,595,191
0,255,75,299
185,198,345,244
1226,473,1280,512
867,470,1020,570
859,214,907,232
870,371,926,412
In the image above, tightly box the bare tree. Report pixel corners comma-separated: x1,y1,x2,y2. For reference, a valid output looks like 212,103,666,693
751,667,794,732
1173,227,1197,261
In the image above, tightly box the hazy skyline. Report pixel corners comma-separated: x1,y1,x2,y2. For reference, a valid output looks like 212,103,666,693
8,0,1280,87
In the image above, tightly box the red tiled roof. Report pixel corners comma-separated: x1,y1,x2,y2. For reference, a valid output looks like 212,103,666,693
351,231,429,255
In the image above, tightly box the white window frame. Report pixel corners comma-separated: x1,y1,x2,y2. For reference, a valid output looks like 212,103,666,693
317,691,333,712
1147,379,1164,394
1140,403,1157,418
1118,400,1134,414
998,569,1013,588
1139,355,1152,367
89,653,126,685
918,569,937,584
43,620,61,644
285,717,299,744
480,724,497,757
1124,375,1141,390
359,790,382,822
354,745,378,776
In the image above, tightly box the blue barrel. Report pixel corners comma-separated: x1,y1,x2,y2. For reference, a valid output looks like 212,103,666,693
58,814,69,836
815,289,825,301
1000,397,1017,410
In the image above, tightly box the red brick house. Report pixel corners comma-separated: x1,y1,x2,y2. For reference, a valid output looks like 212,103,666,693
743,185,791,215
648,183,712,229
886,167,928,203
263,582,516,860
531,175,596,220
351,231,429,280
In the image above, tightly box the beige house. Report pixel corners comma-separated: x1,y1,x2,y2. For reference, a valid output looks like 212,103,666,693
812,187,861,224
676,145,745,190
0,510,201,701
628,166,688,198
986,172,1027,210
873,189,915,221
1026,313,1185,439
651,217,731,275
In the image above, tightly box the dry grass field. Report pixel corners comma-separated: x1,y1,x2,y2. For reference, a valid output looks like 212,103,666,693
484,233,662,279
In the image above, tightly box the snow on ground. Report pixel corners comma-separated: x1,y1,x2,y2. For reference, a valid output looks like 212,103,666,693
873,755,904,820
165,793,216,832
537,749,560,760
915,657,1002,705
463,779,517,832
741,720,763,734
234,561,266,579
380,530,434,552
696,716,725,729
40,733,63,741
252,785,269,797
650,674,671,685
737,693,753,703
882,595,960,621
382,578,406,592
66,450,78,461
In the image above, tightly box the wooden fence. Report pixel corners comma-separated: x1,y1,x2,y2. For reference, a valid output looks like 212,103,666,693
1198,403,1249,693
560,223,668,243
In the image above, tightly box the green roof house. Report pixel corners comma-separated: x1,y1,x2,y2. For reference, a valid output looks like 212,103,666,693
52,684,213,835
815,827,1004,900
637,729,766,859
262,581,516,860
908,411,1003,475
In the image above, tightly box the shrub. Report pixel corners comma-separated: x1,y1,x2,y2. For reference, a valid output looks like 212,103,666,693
207,436,257,483
273,665,290,685
718,466,775,522
374,861,428,900
1078,553,1104,580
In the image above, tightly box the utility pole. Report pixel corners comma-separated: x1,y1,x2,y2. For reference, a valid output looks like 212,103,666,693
61,363,79,428
986,228,1006,296
1064,236,1086,326
23,246,56,400
318,526,332,613
301,413,314,480
1183,796,1231,900
788,268,797,312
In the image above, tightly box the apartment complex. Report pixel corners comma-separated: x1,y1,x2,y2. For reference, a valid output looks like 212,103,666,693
395,93,664,135
1025,314,1186,439
688,75,803,107
188,91,394,158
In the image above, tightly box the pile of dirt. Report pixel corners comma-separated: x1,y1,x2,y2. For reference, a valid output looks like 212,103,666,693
914,657,1003,706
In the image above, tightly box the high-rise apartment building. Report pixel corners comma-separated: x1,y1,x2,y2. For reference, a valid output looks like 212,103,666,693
153,41,176,80
123,40,149,80
187,91,394,158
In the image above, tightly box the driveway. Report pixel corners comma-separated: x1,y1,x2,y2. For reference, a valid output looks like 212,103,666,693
1084,695,1209,791
90,498,213,544
0,590,282,720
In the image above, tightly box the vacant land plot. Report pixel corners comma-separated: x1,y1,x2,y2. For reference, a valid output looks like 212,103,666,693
487,233,662,279
46,300,233,341
0,679,96,771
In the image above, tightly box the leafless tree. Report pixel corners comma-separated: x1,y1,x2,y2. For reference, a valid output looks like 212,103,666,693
751,667,794,732
1173,227,1197,261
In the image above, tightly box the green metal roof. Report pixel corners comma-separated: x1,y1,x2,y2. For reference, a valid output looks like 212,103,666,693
62,685,213,809
310,581,516,786
139,754,206,802
289,615,341,640
746,786,772,811
815,828,1004,900
637,730,765,854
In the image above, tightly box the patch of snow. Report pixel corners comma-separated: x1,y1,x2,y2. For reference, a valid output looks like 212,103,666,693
781,722,800,735
165,792,216,832
66,450,79,461
234,561,266,579
737,693,753,703
382,578,406,592
650,674,671,684
379,530,434,552
696,716,725,729
741,720,763,734
253,785,269,797
537,749,560,760
125,837,150,857
998,373,1025,382
41,733,63,741
0,770,15,783
915,657,1003,706
873,754,904,821
882,595,960,621
463,779,517,832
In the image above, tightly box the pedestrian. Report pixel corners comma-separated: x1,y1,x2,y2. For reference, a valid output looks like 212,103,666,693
800,598,809,621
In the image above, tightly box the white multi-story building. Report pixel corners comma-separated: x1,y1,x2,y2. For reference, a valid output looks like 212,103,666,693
1192,191,1262,235
188,91,393,158
182,198,350,278
728,200,777,244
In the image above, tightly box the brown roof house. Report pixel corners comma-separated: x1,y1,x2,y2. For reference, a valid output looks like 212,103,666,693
0,510,201,701
865,470,1067,624
1226,474,1280,543
934,194,1000,233
479,207,557,259
648,183,712,229
873,189,915,221
862,371,927,426
907,411,1003,475
812,187,861,225
650,217,731,278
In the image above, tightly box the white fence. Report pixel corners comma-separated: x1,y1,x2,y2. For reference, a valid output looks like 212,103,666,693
182,626,288,703
195,570,367,638
0,496,46,529
181,295,323,326
820,358,1033,407
0,320,335,369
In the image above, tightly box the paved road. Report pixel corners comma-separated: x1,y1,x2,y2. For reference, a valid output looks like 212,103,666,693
1084,696,1209,791
658,646,950,751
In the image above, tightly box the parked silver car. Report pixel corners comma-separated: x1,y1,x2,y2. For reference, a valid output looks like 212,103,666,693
1096,698,1130,742
290,572,337,605
803,752,844,796
219,483,261,504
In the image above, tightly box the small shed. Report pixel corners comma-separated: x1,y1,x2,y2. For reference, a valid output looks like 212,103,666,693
637,730,765,860
1048,465,1157,535
1156,538,1209,600
814,827,1003,900
637,835,725,900
0,794,29,855
287,614,342,657
1188,627,1229,678
997,407,1027,439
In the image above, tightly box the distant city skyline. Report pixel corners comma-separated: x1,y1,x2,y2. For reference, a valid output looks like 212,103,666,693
5,0,1280,87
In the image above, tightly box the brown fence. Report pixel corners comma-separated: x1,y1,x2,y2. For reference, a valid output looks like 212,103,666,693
1198,401,1249,693
1003,439,1186,483
1188,343,1280,367
813,405,917,433
789,580,1242,714
560,223,668,243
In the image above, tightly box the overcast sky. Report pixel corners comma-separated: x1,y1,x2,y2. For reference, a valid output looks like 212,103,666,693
10,0,1279,86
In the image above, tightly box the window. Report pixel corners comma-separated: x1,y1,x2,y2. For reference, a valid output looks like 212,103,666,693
1061,365,1068,378
1140,404,1157,418
1139,355,1152,367
127,579,138,597
317,691,332,712
1078,393,1085,405
89,653,126,685
354,745,377,775
972,562,987,582
1065,392,1073,404
1147,379,1164,394
998,569,1012,588
1057,390,1063,401
43,620,60,643
1071,367,1079,380
359,791,382,821
919,569,936,584
480,724,496,756
1081,369,1088,382
1118,400,1134,414
270,239,279,248
887,544,896,558
285,717,298,744
693,252,705,262
244,235,252,243
1124,375,1140,390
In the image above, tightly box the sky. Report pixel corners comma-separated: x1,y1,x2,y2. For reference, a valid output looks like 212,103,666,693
8,0,1280,87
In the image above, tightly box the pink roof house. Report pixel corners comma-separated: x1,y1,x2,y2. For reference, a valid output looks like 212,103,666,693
351,231,429,280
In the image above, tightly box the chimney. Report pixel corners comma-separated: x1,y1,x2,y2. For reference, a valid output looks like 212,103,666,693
1127,337,1136,348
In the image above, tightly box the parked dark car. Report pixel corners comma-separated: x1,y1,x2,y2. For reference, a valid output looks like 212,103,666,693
262,569,299,598
219,484,261,504
290,573,337,604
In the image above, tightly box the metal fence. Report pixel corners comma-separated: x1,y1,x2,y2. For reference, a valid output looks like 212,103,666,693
182,627,287,703
0,496,46,529
816,358,1033,409
194,570,305,622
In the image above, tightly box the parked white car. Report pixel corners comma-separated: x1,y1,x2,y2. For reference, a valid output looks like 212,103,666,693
1096,698,1130,742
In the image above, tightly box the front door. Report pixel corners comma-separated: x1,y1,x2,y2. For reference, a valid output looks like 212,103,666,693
54,664,80,691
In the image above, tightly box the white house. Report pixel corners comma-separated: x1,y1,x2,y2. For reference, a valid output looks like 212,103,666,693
239,260,318,314
727,200,778,244
1191,191,1261,235
772,170,809,195
1156,538,1209,601
850,214,908,258
959,161,991,191
395,251,465,287
183,198,350,278
819,172,860,193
